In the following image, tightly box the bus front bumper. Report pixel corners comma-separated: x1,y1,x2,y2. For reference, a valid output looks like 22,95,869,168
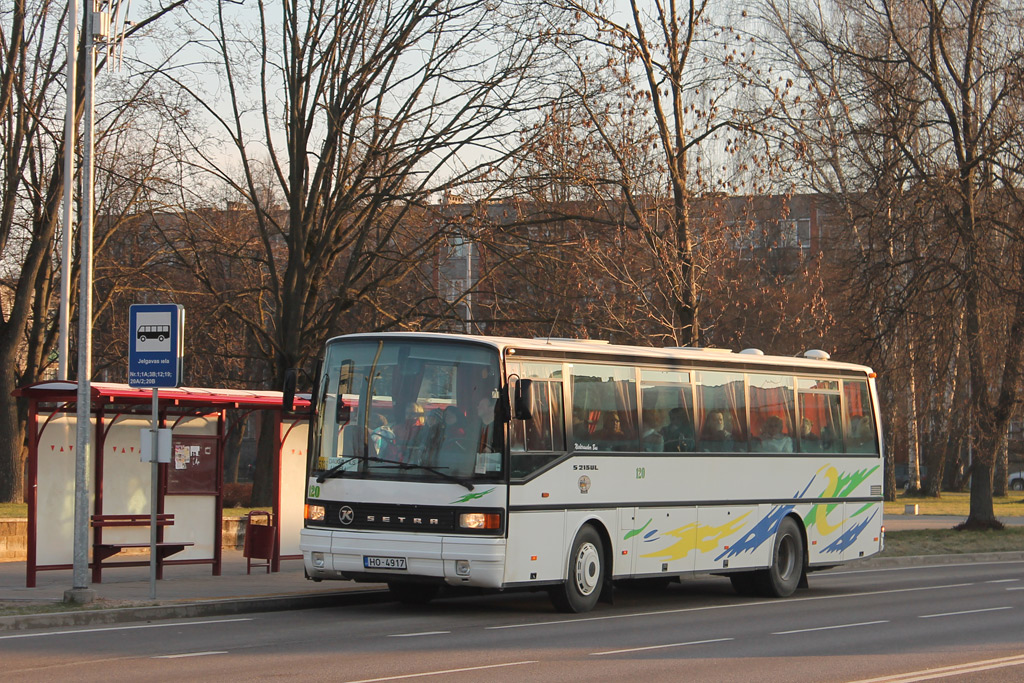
301,528,506,588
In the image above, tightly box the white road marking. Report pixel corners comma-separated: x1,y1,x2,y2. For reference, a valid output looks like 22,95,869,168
773,620,888,635
591,637,733,656
342,660,537,683
985,578,1019,583
387,631,450,638
486,583,973,630
152,651,228,659
919,606,1012,619
0,617,253,640
845,653,1024,682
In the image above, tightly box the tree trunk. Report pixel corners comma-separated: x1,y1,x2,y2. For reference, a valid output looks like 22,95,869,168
250,409,278,507
905,335,922,492
0,359,25,502
963,451,1000,529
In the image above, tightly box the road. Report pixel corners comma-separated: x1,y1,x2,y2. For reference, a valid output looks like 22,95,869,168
4,559,1024,682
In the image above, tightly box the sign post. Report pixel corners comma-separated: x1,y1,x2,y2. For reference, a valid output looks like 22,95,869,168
128,304,184,599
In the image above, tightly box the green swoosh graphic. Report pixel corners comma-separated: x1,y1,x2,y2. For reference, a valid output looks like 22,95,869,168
451,487,496,504
625,518,652,540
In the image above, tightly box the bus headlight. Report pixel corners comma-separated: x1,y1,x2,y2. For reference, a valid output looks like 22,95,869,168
459,512,501,530
312,552,325,568
455,560,471,576
305,504,325,522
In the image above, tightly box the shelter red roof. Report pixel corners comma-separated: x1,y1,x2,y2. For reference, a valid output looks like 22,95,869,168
14,381,310,410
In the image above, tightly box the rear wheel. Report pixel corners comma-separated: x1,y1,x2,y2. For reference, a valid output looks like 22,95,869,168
551,525,604,613
388,580,439,605
755,517,804,597
1011,478,1024,491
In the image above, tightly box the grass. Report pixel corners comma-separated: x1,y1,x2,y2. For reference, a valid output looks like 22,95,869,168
883,490,1024,517
879,527,1024,557
0,503,26,518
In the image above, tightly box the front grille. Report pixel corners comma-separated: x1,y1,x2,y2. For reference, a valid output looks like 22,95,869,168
319,501,502,535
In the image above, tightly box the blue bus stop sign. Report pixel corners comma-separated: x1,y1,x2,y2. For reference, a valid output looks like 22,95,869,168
128,304,184,388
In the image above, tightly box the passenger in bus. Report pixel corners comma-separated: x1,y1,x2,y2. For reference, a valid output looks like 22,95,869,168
848,415,872,451
474,396,501,453
798,417,819,451
661,407,695,451
758,415,793,453
700,410,734,452
641,410,665,452
442,406,465,437
596,413,633,450
413,408,446,466
370,414,396,457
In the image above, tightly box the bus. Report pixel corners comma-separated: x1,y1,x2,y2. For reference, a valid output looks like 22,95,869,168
300,333,884,612
137,324,170,342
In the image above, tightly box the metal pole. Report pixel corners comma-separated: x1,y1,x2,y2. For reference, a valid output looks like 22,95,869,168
67,2,96,604
150,388,158,600
59,0,79,381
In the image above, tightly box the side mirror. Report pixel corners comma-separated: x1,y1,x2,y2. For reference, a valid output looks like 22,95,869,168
514,378,533,420
282,368,297,412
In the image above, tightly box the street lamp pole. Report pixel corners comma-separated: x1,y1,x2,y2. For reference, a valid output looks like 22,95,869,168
66,1,97,604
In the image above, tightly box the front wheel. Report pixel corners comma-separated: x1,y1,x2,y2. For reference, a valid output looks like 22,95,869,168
551,525,604,613
755,516,804,597
1011,478,1024,491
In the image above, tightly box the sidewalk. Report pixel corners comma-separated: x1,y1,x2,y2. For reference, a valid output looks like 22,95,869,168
0,550,389,631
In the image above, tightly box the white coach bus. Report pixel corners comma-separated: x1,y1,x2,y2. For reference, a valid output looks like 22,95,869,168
301,333,884,612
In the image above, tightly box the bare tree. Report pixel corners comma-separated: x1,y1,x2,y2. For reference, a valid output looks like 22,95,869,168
534,0,774,346
756,0,1024,524
0,0,187,502
151,0,551,502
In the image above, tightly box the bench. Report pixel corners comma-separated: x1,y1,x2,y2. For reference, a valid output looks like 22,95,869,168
91,513,194,583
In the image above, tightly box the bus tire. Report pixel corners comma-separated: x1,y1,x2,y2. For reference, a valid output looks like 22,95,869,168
551,525,604,613
388,580,439,605
756,517,804,598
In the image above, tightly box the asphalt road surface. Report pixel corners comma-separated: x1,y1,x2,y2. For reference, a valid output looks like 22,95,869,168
4,559,1024,682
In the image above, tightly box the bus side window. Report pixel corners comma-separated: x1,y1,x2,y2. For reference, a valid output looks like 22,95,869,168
797,379,843,453
748,374,796,454
843,379,877,453
510,380,566,478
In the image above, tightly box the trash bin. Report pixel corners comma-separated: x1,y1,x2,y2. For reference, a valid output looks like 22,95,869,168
242,510,275,574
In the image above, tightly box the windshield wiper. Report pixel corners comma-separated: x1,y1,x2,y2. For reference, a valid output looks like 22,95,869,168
315,456,359,483
316,454,474,491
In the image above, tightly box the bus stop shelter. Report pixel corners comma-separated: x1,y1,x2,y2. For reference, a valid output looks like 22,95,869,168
14,381,309,587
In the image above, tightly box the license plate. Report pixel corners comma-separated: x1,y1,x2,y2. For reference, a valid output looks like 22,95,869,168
363,555,407,570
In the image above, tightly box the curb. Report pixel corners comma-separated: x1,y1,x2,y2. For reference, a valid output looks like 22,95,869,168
849,550,1024,569
0,588,391,633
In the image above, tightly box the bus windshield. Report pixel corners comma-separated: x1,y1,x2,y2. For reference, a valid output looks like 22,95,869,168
311,338,504,486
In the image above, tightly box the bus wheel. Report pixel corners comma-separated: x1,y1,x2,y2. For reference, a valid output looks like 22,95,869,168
388,580,439,605
551,525,604,613
756,517,804,598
